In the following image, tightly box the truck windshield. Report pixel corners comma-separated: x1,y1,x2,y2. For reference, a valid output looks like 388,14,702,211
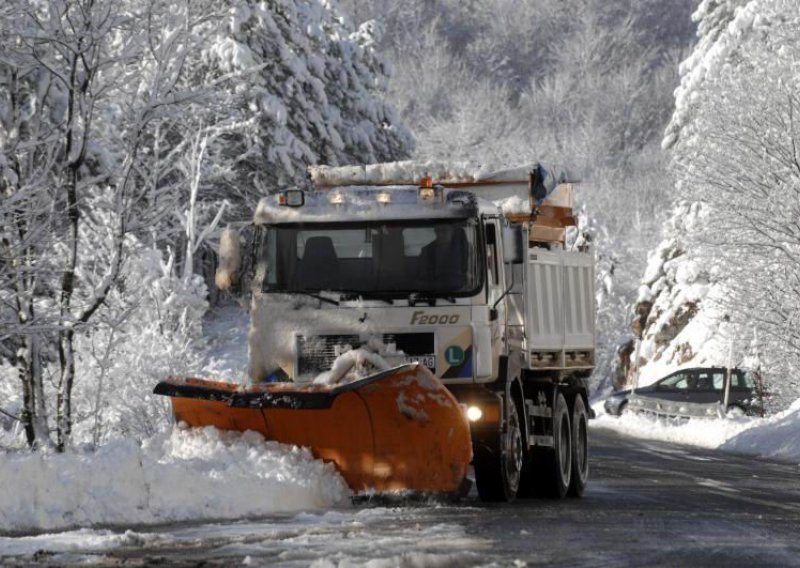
256,219,482,297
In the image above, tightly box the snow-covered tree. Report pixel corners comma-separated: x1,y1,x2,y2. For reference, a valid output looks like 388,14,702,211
1,0,411,450
196,0,412,207
339,0,697,394
0,0,221,448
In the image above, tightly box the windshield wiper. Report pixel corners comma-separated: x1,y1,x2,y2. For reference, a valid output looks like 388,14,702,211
338,291,394,305
291,290,340,306
408,293,456,306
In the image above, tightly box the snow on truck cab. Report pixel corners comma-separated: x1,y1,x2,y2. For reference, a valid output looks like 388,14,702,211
157,161,596,502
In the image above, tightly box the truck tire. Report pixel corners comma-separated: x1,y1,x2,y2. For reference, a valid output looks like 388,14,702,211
533,391,572,499
474,397,523,502
568,395,589,497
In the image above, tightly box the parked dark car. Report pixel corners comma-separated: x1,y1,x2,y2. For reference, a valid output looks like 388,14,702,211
604,367,763,418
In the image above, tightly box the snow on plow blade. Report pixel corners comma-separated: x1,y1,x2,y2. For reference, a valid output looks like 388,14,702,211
153,364,472,494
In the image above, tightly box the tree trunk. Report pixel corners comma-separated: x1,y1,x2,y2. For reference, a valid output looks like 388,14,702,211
17,332,50,449
31,334,50,445
56,159,80,452
18,345,36,448
56,48,83,453
56,328,76,452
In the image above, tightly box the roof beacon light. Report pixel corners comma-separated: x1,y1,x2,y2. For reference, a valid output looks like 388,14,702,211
281,189,304,207
418,176,436,203
418,187,436,202
328,191,346,205
376,191,392,204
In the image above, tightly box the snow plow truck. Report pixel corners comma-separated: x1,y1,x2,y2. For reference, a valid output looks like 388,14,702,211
154,161,596,502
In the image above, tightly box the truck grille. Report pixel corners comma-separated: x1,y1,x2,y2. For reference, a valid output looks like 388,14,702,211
296,333,435,377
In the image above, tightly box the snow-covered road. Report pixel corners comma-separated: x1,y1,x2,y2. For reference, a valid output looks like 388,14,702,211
0,507,489,566
4,428,800,567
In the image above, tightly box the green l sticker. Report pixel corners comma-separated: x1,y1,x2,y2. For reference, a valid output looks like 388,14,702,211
445,345,465,366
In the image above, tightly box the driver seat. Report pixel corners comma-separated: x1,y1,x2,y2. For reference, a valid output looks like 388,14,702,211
296,236,339,289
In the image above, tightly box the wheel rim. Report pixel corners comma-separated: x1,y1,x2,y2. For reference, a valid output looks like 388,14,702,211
504,403,523,494
558,414,571,480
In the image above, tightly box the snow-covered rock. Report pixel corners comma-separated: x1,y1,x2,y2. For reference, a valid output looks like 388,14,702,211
623,202,733,388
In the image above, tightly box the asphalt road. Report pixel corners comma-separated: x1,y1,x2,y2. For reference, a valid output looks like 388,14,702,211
6,426,800,567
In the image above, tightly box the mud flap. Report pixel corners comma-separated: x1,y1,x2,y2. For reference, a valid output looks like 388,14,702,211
154,364,472,494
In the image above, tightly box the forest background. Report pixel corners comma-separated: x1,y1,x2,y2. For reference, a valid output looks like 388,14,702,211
4,0,798,453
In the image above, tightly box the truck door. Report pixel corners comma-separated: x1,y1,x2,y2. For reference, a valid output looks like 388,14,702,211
484,219,506,366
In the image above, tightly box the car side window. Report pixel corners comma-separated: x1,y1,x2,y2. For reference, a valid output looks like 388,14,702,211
712,372,725,390
695,372,716,391
659,372,689,390
733,372,754,389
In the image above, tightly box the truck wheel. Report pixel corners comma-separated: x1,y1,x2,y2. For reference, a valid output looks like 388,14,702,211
568,395,589,497
474,397,523,502
535,391,572,499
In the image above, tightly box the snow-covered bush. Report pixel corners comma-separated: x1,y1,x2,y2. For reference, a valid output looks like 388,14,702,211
0,237,209,450
69,245,209,446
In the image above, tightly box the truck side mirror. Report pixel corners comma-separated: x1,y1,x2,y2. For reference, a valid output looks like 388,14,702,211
502,225,524,264
215,227,242,290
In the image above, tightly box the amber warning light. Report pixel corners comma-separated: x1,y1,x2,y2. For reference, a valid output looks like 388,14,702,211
418,175,436,202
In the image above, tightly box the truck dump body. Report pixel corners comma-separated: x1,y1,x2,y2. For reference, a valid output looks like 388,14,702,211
524,248,595,369
155,364,472,494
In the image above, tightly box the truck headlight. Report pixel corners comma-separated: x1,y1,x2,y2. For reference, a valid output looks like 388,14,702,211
466,405,483,422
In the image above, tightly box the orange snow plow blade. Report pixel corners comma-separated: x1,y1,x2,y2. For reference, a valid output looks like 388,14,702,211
153,364,472,494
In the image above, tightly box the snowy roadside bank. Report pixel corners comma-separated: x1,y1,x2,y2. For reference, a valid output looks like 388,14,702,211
591,398,800,464
0,426,349,534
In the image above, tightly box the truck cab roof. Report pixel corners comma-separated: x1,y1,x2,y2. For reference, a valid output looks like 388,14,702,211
254,160,579,244
254,185,487,225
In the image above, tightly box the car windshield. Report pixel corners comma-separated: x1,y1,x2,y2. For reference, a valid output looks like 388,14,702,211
254,219,482,297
